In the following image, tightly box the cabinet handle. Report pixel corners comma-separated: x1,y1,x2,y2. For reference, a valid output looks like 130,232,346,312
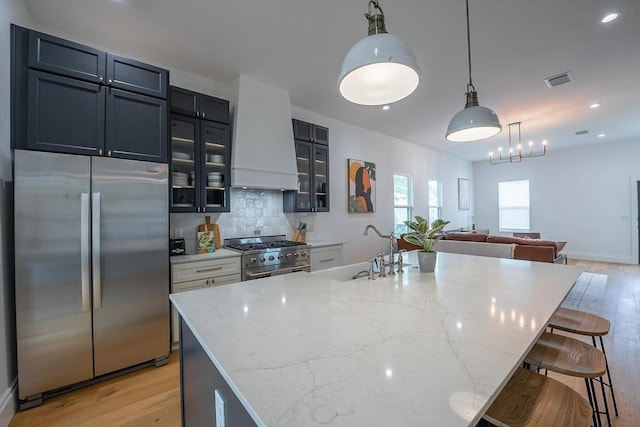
98,148,103,155
99,76,104,83
205,279,209,285
203,206,206,212
197,207,201,212
197,266,223,273
108,78,113,85
107,150,112,156
320,258,335,263
210,278,215,285
202,112,206,118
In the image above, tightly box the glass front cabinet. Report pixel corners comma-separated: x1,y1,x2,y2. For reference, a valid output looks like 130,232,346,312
284,120,329,213
170,87,231,213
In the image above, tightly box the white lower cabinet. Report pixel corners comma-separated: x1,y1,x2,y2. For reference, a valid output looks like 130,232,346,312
171,256,241,344
310,244,343,271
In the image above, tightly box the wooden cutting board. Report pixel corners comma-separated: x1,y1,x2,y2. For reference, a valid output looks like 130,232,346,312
198,216,221,249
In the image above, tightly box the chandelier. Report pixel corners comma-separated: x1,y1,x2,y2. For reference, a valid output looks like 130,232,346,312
489,122,547,164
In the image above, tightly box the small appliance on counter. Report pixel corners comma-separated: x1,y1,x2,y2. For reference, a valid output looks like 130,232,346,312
170,238,186,256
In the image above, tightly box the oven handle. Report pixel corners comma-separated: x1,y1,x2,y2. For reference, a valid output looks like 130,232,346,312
245,266,309,280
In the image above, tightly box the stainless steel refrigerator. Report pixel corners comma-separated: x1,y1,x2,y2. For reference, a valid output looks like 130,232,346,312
14,149,170,408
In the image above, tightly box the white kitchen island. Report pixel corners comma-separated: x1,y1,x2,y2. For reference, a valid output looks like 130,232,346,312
170,251,583,426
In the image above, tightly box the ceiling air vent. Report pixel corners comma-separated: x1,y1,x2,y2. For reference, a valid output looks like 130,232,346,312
575,130,589,136
545,71,574,88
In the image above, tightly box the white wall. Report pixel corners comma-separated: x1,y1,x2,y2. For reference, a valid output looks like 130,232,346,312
1,0,32,423
473,138,640,264
290,106,473,264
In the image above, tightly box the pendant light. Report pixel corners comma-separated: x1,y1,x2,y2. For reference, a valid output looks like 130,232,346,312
338,0,420,106
446,0,501,142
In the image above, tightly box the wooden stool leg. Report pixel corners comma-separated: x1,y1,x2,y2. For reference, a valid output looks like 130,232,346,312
594,335,619,417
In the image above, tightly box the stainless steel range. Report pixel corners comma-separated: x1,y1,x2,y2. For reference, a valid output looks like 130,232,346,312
225,235,311,281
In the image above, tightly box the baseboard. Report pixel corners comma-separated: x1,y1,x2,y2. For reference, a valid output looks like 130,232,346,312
0,379,17,427
565,251,635,265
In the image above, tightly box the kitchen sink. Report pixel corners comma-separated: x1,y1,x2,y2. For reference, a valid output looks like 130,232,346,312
311,262,411,282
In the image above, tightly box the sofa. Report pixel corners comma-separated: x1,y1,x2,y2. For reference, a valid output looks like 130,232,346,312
398,232,567,264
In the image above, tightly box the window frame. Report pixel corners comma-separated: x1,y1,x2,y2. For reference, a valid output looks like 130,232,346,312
393,174,413,237
498,180,530,232
428,180,443,224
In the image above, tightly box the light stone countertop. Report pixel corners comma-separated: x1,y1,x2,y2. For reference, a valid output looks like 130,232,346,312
170,251,583,426
169,248,241,264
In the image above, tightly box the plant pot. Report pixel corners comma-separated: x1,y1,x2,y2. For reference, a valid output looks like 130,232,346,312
417,251,437,272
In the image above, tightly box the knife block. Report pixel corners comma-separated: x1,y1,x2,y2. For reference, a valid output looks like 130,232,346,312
292,227,306,242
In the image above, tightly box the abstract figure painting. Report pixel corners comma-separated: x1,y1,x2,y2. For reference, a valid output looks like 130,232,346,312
348,159,376,213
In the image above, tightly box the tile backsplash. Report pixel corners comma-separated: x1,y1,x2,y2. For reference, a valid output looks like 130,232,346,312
170,188,296,253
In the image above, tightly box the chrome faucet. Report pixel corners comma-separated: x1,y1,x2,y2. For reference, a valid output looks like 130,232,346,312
364,225,397,275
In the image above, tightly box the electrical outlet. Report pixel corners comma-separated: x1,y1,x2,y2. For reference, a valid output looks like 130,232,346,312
215,389,226,427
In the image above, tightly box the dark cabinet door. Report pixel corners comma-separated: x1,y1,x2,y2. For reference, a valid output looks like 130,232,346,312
170,115,200,212
200,95,230,124
201,121,231,212
169,116,231,213
313,145,329,211
26,70,105,156
292,119,328,145
28,30,106,84
105,89,167,162
292,119,313,142
312,125,329,145
169,87,230,123
170,87,199,117
106,54,168,99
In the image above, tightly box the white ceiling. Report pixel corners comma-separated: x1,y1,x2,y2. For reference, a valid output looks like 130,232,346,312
21,0,640,161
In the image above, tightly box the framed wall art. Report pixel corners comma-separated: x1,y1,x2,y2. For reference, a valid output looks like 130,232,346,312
348,159,376,213
458,178,470,210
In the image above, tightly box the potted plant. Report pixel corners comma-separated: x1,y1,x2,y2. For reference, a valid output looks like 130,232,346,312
402,216,450,272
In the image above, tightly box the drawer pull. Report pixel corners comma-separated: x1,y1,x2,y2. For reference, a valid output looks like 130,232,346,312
320,258,335,263
197,266,223,273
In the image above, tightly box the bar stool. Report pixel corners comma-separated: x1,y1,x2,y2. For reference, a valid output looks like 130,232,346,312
548,307,618,417
524,331,610,427
483,367,592,427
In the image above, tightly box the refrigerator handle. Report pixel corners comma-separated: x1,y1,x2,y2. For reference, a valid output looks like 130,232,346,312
92,192,102,310
81,193,91,312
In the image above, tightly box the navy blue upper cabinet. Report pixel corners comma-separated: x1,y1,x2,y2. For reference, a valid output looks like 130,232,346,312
13,25,169,163
170,87,230,124
28,30,106,84
107,54,168,99
106,89,167,162
27,70,105,156
292,118,328,145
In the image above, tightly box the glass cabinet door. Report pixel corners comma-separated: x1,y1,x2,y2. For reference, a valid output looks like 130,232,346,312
201,121,230,211
170,117,198,210
295,141,312,211
313,145,329,211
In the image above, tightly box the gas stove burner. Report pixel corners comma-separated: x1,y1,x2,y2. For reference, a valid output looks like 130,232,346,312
226,240,307,251
225,236,309,252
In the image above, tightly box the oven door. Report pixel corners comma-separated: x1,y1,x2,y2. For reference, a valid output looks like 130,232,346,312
243,265,311,281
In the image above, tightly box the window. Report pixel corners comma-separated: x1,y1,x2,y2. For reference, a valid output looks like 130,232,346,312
394,174,413,236
428,180,442,223
498,180,530,231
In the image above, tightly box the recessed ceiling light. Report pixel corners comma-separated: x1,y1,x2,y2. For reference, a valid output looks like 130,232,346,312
601,12,619,23
382,105,390,111
598,133,606,138
590,103,601,109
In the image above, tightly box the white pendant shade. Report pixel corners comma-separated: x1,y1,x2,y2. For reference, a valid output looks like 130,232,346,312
338,33,420,105
446,105,502,142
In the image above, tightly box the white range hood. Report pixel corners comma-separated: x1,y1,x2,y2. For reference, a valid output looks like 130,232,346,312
231,75,298,191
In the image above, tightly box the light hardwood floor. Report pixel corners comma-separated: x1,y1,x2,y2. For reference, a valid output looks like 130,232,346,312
8,260,640,427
